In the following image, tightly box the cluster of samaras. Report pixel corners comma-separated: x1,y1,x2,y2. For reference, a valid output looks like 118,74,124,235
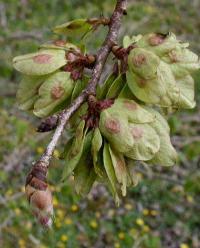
13,19,199,211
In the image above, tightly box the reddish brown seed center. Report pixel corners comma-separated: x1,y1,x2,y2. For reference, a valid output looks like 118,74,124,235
123,100,138,110
137,78,147,88
131,127,143,140
132,54,146,67
105,118,120,133
51,85,65,99
33,54,52,64
148,34,165,46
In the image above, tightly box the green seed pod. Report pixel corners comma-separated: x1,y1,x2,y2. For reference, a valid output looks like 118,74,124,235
126,160,139,187
99,110,134,153
176,75,196,109
13,49,67,76
127,61,180,107
34,72,74,117
118,84,135,100
123,34,142,48
53,19,92,37
71,76,89,101
162,47,200,78
109,145,128,196
74,131,96,196
128,48,160,79
146,108,177,167
62,120,86,180
91,128,105,178
103,143,119,205
39,41,79,52
126,70,167,105
16,75,48,110
74,154,96,196
110,98,155,124
125,123,160,161
157,61,180,106
106,74,125,99
136,32,179,57
96,73,116,100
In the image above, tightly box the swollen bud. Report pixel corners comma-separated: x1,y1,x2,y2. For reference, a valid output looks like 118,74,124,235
25,161,53,228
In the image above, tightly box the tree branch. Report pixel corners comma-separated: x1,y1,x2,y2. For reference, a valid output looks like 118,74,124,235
38,0,127,166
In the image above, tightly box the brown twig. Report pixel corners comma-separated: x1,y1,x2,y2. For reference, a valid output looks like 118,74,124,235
36,0,128,167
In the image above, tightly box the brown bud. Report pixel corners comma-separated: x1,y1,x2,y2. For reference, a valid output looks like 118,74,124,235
25,161,53,228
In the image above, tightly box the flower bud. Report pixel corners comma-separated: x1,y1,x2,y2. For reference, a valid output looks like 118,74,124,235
25,162,53,228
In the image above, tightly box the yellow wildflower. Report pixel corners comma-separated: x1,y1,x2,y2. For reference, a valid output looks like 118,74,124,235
55,220,62,228
18,239,26,248
25,221,32,230
143,225,150,233
114,242,121,248
142,209,150,216
118,232,125,240
57,209,65,219
55,186,61,192
171,185,184,193
53,197,59,206
124,203,132,210
64,217,72,225
14,208,21,216
40,245,48,248
36,146,44,154
57,241,65,248
90,220,98,229
61,234,68,242
136,218,144,226
129,228,138,237
180,244,189,248
71,204,79,212
107,209,115,218
186,195,194,203
95,211,101,219
150,210,158,216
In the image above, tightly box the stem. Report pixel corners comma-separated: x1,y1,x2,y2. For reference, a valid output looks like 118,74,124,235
39,0,127,165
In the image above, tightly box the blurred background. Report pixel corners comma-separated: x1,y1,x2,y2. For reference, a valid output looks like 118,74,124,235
0,0,200,247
